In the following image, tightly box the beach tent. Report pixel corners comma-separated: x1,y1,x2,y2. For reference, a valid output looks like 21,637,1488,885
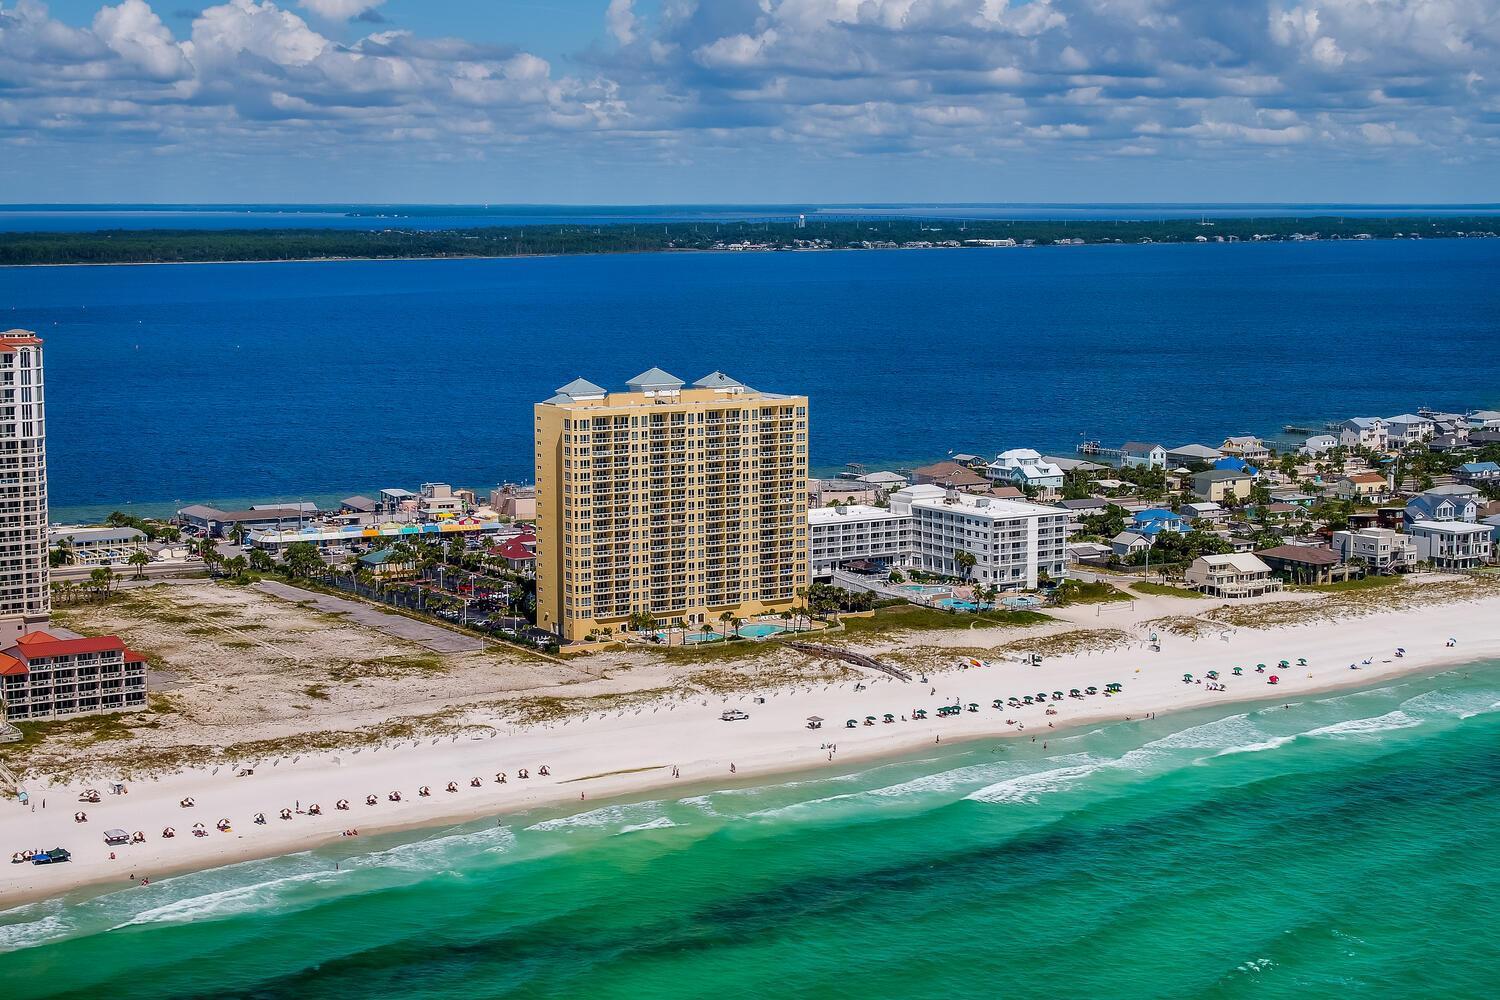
103,829,130,845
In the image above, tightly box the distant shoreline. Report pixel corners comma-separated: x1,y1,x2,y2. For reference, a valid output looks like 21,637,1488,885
2,215,1495,267
0,234,1492,270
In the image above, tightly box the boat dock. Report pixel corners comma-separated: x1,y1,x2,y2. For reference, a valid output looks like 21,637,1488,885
1077,441,1122,458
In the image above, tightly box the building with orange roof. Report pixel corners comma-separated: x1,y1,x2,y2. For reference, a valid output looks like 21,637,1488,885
0,630,148,721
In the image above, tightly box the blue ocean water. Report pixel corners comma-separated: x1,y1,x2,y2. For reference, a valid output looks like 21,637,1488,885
3,664,1499,999
3,238,1498,520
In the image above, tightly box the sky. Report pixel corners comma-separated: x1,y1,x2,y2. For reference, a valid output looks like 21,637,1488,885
1,0,1496,204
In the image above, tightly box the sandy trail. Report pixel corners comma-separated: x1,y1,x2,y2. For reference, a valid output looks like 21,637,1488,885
4,592,1497,911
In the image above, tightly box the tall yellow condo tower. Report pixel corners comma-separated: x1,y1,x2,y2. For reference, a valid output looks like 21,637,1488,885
535,368,808,642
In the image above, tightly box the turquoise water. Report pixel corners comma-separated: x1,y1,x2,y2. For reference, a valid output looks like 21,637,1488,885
4,664,1500,998
738,624,786,638
901,584,952,596
937,598,992,611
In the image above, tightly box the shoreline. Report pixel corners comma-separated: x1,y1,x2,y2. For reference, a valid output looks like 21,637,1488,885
5,593,1498,914
2,232,1493,269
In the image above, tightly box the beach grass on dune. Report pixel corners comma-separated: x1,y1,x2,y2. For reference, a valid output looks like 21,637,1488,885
1051,580,1132,605
1130,582,1205,599
1292,576,1402,593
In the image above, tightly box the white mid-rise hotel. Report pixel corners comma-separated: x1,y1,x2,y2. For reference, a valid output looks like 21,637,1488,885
0,330,49,644
808,504,909,575
809,485,1069,588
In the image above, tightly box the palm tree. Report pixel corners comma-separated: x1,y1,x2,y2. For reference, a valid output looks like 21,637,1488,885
718,611,734,636
49,537,76,568
229,523,248,546
127,549,151,579
954,550,976,579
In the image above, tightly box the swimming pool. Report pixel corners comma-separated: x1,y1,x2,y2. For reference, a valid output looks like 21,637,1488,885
937,598,993,612
659,630,726,644
739,623,787,638
901,584,952,596
1002,596,1044,610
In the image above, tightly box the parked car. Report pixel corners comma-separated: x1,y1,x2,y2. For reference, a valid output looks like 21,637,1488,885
720,709,749,722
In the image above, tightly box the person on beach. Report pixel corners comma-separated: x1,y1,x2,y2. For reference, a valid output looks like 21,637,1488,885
730,763,737,774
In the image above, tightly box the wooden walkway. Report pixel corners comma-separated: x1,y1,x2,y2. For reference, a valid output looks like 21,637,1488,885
787,643,912,682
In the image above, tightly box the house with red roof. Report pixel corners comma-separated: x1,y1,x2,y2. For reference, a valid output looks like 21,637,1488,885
491,532,537,572
0,631,148,722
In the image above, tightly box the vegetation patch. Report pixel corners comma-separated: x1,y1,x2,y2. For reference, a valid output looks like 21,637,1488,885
1131,582,1205,599
1292,575,1401,593
1051,580,1131,605
836,604,1051,638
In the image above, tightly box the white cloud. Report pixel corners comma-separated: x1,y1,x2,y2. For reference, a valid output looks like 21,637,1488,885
0,0,1496,185
297,0,383,21
606,0,637,46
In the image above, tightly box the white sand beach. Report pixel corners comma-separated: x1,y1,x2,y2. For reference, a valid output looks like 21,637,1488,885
4,591,1498,910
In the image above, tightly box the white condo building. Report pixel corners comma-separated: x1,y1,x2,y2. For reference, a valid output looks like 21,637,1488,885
891,485,1068,588
808,505,909,575
0,330,49,644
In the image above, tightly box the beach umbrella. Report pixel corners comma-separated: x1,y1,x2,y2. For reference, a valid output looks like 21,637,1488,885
1036,692,1048,701
846,719,858,728
1232,667,1243,676
1206,671,1218,680
1297,658,1308,666
1183,673,1194,682
1278,659,1290,668
1268,675,1279,684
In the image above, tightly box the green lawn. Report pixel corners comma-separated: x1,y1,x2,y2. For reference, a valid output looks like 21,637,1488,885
1130,582,1205,599
838,604,1052,637
1293,575,1402,593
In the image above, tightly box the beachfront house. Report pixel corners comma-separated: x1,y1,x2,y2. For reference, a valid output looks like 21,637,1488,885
1339,417,1388,451
1406,521,1493,570
1183,553,1281,599
1457,461,1500,486
1255,545,1351,586
1219,436,1270,464
1120,442,1166,470
1333,472,1390,503
1403,485,1481,529
1384,414,1435,447
1301,434,1338,456
1191,469,1253,503
0,631,148,721
1331,527,1415,574
985,449,1065,494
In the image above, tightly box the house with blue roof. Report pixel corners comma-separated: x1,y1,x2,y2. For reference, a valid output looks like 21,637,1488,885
1403,485,1481,529
1457,461,1500,486
1214,456,1259,477
1131,508,1187,537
